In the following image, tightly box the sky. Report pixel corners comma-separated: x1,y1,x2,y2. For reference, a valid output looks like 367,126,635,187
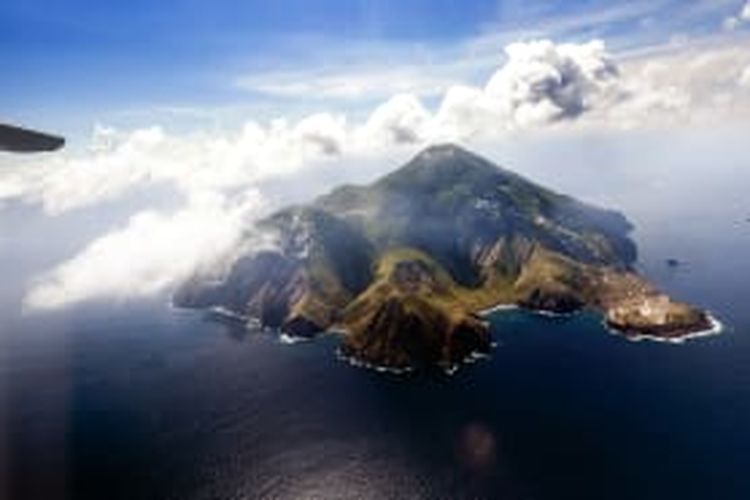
2,0,749,135
1,0,750,312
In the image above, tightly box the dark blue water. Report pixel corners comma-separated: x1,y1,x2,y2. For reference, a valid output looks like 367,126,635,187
2,248,750,500
2,137,750,499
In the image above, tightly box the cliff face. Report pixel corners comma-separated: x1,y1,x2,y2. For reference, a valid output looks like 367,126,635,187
174,144,711,369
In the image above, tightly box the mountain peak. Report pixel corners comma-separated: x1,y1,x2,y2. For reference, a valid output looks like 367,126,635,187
410,142,489,166
377,142,506,192
417,142,471,157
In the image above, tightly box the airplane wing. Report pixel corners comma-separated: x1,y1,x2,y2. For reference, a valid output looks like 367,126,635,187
0,123,65,153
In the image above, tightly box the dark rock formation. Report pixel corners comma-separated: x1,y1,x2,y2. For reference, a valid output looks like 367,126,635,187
518,288,584,315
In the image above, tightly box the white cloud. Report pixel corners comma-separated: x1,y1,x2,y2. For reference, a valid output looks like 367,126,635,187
614,43,750,126
741,66,750,87
2,126,170,214
724,16,740,31
5,37,750,311
366,40,631,142
433,85,501,140
359,93,432,146
0,119,349,216
5,39,746,219
484,39,624,125
293,112,347,155
4,117,357,310
427,38,750,139
24,191,268,310
236,66,454,100
723,1,750,30
2,40,748,218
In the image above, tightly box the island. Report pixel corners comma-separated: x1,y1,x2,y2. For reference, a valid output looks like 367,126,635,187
174,144,716,372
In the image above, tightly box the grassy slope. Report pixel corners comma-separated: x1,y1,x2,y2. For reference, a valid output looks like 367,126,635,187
338,247,491,367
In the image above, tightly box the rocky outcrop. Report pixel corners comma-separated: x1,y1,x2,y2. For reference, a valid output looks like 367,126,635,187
518,288,584,314
604,295,713,339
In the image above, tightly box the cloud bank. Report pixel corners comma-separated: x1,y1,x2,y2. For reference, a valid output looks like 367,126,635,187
3,38,750,311
23,192,267,310
432,39,628,138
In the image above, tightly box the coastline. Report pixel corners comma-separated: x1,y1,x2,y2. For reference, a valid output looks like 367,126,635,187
279,332,314,344
335,348,415,375
335,344,495,377
173,296,723,379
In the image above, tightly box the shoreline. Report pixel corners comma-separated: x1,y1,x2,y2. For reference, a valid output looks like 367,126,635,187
174,299,723,378
279,332,313,345
335,345,495,377
477,303,518,316
335,348,415,375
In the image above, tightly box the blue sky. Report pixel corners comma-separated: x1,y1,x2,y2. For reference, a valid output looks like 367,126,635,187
0,0,747,136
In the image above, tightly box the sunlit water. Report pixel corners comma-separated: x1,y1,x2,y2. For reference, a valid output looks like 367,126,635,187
2,134,750,499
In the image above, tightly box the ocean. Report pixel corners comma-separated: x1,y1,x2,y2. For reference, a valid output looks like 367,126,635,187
2,133,750,499
2,218,749,499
